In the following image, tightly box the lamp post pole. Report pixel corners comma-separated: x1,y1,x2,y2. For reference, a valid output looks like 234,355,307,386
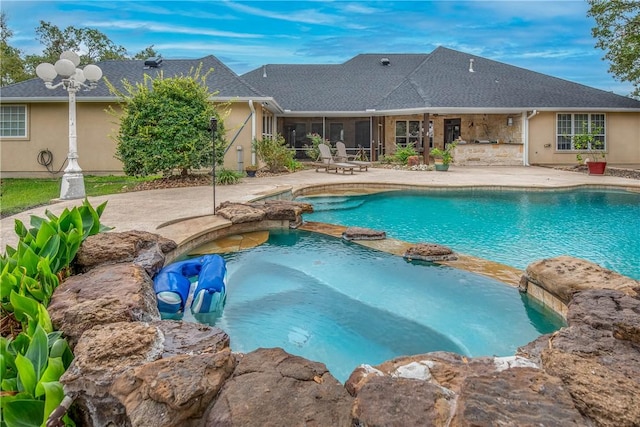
62,80,83,198
36,51,102,200
210,117,218,214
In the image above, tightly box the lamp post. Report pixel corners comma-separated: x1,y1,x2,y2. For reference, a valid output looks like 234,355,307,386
210,116,218,214
36,51,103,200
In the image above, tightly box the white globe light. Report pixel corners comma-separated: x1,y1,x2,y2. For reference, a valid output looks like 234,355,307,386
73,68,86,83
54,58,76,78
60,50,81,67
35,63,57,82
83,64,103,82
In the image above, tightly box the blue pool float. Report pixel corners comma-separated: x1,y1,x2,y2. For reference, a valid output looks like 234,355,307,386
153,254,227,315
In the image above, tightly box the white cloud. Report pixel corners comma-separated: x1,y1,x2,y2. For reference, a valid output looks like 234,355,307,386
83,20,263,39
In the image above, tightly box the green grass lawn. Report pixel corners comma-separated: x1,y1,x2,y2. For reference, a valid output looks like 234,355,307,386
0,175,159,218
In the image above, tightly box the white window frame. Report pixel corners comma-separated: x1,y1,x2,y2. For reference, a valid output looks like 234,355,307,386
261,107,274,139
0,104,28,139
556,113,606,151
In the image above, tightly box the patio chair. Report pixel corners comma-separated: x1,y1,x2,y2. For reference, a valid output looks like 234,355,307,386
335,141,371,171
314,143,356,174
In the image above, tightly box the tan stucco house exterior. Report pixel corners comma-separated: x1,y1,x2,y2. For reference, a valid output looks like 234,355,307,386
2,47,640,178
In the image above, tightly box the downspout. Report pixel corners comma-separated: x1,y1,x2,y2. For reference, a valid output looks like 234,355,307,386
524,109,539,166
249,100,256,165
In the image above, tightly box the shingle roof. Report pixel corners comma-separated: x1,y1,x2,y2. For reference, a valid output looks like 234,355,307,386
0,55,266,101
242,47,640,112
3,47,639,112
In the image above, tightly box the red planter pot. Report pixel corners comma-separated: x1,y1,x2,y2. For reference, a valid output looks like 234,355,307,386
587,161,607,175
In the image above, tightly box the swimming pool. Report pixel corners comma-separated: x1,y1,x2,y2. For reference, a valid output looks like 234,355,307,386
190,229,564,382
299,188,640,279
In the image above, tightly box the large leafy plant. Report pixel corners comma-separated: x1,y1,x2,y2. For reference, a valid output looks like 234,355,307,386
1,199,111,308
430,142,458,166
1,297,74,427
0,199,110,427
392,143,418,165
572,124,606,163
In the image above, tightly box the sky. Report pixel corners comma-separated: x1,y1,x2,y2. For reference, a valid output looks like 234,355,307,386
2,0,633,97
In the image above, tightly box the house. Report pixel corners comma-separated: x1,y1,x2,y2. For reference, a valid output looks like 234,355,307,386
0,55,280,177
2,46,639,178
242,47,640,167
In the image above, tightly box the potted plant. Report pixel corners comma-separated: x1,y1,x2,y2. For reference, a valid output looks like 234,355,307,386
572,124,606,175
245,164,258,177
430,142,457,171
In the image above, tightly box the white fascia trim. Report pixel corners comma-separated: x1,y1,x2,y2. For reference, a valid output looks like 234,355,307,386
281,110,380,118
211,96,284,113
0,97,110,103
280,108,529,117
521,107,640,113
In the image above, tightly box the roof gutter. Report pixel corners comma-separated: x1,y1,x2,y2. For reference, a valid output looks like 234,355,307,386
523,109,539,166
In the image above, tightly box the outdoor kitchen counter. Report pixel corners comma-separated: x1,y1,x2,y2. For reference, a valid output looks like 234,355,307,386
453,142,524,166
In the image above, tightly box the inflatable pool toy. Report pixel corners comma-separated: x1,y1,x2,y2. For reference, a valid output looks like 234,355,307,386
153,254,227,315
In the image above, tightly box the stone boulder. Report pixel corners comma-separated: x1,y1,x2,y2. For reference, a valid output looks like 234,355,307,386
206,347,353,426
217,200,313,227
48,263,160,348
256,200,313,220
404,243,457,262
62,321,232,427
216,202,266,223
540,289,640,426
346,352,586,426
351,375,453,426
75,230,177,276
342,226,386,241
522,256,639,304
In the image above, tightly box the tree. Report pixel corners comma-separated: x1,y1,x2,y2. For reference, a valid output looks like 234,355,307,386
587,0,640,98
24,21,131,73
0,12,28,85
109,67,226,177
133,45,161,60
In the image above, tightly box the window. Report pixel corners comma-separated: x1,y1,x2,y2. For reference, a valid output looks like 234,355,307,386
395,120,428,148
261,107,274,139
556,113,605,151
329,123,344,142
0,105,27,138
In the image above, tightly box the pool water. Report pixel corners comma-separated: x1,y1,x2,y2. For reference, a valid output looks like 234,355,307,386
299,188,640,279
192,229,564,382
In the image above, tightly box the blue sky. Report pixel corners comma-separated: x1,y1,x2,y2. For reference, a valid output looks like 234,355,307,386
2,0,633,96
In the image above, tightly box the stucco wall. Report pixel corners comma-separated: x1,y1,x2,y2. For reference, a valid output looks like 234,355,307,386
1,102,123,177
528,111,640,167
1,101,258,178
221,102,256,171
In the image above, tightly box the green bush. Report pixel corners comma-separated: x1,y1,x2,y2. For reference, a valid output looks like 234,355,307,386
215,169,243,185
286,159,304,172
392,144,418,164
254,135,295,172
303,133,330,161
109,67,226,177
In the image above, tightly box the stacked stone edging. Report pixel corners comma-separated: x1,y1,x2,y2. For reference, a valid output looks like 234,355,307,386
50,221,640,426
